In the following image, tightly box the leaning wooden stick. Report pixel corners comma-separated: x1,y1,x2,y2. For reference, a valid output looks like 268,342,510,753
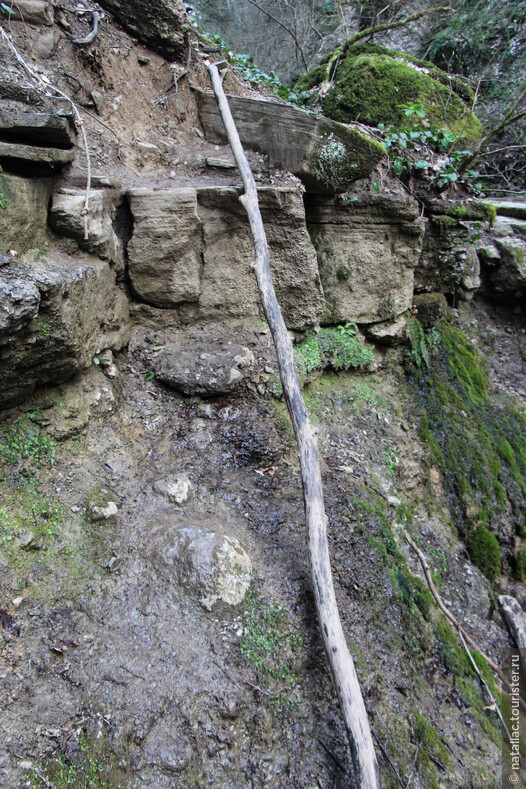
205,60,379,789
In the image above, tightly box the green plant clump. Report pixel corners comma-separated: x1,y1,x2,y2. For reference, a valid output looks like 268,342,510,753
273,323,373,395
378,103,484,192
0,414,56,472
240,590,302,707
30,731,127,788
468,527,501,581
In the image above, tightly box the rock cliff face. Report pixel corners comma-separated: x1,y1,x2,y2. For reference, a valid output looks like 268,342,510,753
0,6,524,789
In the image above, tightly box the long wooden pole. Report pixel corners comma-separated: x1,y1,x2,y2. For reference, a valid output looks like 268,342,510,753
205,61,380,789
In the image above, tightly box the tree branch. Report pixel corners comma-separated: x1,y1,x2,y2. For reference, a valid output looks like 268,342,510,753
205,59,380,789
243,0,309,71
347,6,452,47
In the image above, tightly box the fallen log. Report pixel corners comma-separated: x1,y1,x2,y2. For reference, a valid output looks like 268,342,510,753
205,60,380,789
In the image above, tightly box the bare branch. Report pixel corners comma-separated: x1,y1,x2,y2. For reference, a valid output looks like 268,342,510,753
346,6,453,47
243,0,309,71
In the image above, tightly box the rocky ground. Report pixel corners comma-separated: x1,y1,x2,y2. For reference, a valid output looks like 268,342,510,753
0,297,522,788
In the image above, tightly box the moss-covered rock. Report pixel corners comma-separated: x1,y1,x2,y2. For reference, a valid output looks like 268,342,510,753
469,528,501,581
296,42,482,145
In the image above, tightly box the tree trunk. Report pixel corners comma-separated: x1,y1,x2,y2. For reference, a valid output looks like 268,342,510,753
205,60,380,789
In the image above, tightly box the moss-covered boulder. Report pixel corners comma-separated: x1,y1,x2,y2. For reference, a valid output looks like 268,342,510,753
296,43,482,145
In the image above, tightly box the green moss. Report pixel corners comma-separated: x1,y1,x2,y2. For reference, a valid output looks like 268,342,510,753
410,709,450,769
299,42,482,144
410,575,434,621
514,548,526,581
272,324,373,395
294,63,327,92
435,619,471,676
469,528,501,581
484,203,497,226
412,323,526,551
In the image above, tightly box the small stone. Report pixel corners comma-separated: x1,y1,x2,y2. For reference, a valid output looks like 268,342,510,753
19,760,33,771
16,531,44,551
34,28,60,59
12,596,24,608
90,91,104,114
87,500,118,522
137,141,159,153
153,475,194,505
137,54,151,65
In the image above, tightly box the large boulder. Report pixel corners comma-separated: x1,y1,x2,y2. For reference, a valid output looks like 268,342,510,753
296,42,482,145
154,335,255,396
97,0,189,60
145,519,252,610
305,192,424,324
195,90,385,193
0,250,128,408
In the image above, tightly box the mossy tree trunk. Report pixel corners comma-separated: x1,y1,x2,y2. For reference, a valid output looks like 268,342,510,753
206,59,380,789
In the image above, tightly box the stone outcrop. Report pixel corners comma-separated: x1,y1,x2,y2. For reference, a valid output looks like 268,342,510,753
197,187,324,328
415,199,491,298
499,595,526,649
0,250,129,408
305,193,424,324
0,173,52,253
127,187,202,307
50,188,126,269
127,186,325,330
97,0,188,60
0,105,74,147
0,102,76,173
196,90,385,193
478,202,526,301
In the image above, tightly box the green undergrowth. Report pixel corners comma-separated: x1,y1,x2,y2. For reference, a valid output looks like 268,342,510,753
411,322,526,578
0,412,56,473
301,372,394,425
0,414,113,601
239,590,303,713
272,324,374,396
29,730,129,789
